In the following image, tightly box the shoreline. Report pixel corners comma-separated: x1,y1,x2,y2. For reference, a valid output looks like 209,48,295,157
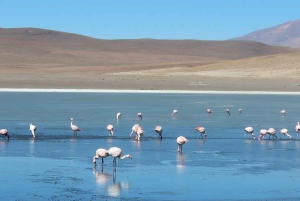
0,88,300,95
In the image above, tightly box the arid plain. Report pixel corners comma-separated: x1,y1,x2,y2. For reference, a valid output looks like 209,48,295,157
1,28,300,92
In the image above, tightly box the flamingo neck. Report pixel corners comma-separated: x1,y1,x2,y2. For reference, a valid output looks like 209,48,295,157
120,154,131,160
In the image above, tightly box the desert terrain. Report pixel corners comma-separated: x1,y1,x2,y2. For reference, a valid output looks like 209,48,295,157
0,28,300,92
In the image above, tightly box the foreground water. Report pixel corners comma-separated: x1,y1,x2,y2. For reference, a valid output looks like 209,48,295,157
0,92,300,201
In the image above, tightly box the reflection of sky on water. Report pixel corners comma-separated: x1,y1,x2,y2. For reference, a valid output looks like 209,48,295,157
0,93,300,200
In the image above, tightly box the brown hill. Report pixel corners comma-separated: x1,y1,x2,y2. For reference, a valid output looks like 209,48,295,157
0,27,297,73
232,20,300,48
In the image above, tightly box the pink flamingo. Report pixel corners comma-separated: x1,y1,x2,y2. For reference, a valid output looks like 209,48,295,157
238,108,242,114
93,148,109,165
136,128,145,141
267,128,277,140
0,129,9,140
154,126,163,139
244,127,255,139
107,124,114,136
29,124,37,138
280,110,287,115
171,110,178,117
295,122,300,138
206,109,212,114
70,118,81,135
279,128,292,139
177,136,188,153
137,113,143,120
258,129,268,140
195,126,207,139
225,109,230,115
130,124,140,137
108,147,132,169
116,113,122,120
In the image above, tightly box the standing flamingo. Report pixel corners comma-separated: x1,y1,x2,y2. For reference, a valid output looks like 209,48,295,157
195,126,207,139
225,109,230,115
136,128,145,141
295,122,300,139
267,128,277,140
206,109,212,114
258,129,268,140
176,136,188,153
0,129,9,140
29,124,37,138
280,110,287,115
171,110,178,117
93,148,110,165
154,126,163,139
279,128,292,139
244,127,255,139
116,113,122,120
137,113,143,120
70,118,81,135
107,124,114,136
238,108,242,114
130,124,140,137
108,147,132,169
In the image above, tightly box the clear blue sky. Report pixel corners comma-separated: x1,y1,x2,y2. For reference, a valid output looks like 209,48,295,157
1,0,299,40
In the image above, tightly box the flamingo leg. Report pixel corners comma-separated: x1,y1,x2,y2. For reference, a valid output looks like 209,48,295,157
102,158,104,164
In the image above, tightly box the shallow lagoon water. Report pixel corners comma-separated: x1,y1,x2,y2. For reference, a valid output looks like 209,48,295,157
1,92,300,200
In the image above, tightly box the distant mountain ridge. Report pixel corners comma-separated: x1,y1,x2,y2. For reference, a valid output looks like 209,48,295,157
232,20,300,48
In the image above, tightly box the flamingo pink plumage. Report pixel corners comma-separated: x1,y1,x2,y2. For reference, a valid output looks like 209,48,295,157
176,136,188,153
108,147,132,169
107,124,114,136
258,129,268,140
154,126,163,139
130,124,140,137
280,128,292,139
267,128,277,140
70,118,81,135
0,129,9,140
195,126,207,138
93,148,110,165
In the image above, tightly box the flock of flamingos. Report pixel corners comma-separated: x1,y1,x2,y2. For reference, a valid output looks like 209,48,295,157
1,108,300,169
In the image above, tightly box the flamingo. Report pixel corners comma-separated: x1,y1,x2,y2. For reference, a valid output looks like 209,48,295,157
279,128,292,139
154,126,163,139
116,113,122,120
136,128,145,141
0,129,9,140
177,136,188,153
225,109,230,115
295,122,300,138
137,112,143,120
206,109,212,114
280,110,287,115
108,147,132,169
70,118,80,135
171,110,178,117
195,126,207,139
258,129,268,140
107,124,114,136
29,124,37,138
93,148,110,165
238,108,242,114
130,124,140,137
267,128,277,140
244,127,255,139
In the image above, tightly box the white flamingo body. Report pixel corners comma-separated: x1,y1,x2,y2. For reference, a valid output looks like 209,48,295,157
177,136,188,153
258,129,268,140
267,128,277,140
0,129,9,140
108,147,132,169
238,108,242,114
244,127,255,139
116,113,122,120
107,124,114,136
136,128,145,141
154,126,163,139
137,113,143,120
70,118,80,135
195,126,207,138
280,128,292,139
130,124,140,137
93,148,109,165
206,109,212,114
280,110,287,115
225,109,230,115
171,110,178,117
295,122,300,138
29,124,37,138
